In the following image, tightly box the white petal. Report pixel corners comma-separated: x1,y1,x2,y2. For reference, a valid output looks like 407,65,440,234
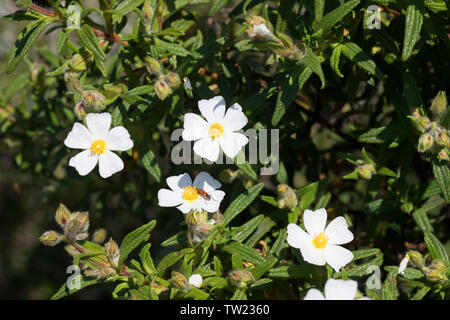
202,190,225,212
193,137,220,162
303,288,325,300
324,216,354,245
324,279,358,300
177,200,202,214
68,149,98,176
98,150,124,178
193,171,222,193
287,224,310,249
157,189,183,207
303,208,327,237
86,112,111,138
189,274,203,288
182,113,209,141
198,96,226,123
299,240,326,266
64,123,95,149
398,255,410,275
253,24,274,38
323,245,354,272
105,126,133,151
219,131,248,159
166,173,192,192
222,103,248,131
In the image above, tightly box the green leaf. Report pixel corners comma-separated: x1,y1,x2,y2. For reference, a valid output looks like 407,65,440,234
358,125,404,144
402,3,424,62
230,288,247,300
351,248,381,261
7,18,54,74
330,44,344,78
56,29,72,54
139,243,156,274
223,182,264,226
76,24,106,76
51,275,114,300
222,242,265,265
295,179,328,210
430,158,450,203
424,231,449,264
269,229,287,257
154,38,191,57
183,287,210,300
245,217,276,248
301,48,325,88
232,214,265,243
141,148,161,182
250,256,278,280
341,41,385,81
161,231,188,247
314,0,360,36
209,0,229,16
118,220,157,267
314,0,326,23
412,209,434,233
267,265,313,279
234,149,257,180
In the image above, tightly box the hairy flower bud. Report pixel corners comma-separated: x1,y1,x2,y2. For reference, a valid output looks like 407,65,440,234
170,271,190,290
104,238,120,267
424,268,448,283
431,91,447,117
69,53,88,72
185,210,209,227
227,270,255,288
277,184,298,210
64,70,82,93
407,250,423,267
155,79,172,100
39,231,63,246
438,148,450,162
435,129,450,147
417,133,434,153
407,114,431,133
357,163,376,180
74,102,87,121
82,90,106,111
55,203,72,228
144,56,161,75
64,211,89,241
431,259,448,272
191,222,215,243
142,0,153,21
92,228,107,244
165,72,181,88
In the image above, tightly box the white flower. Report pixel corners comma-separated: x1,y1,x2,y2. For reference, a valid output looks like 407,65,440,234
398,254,410,275
189,274,203,288
287,208,354,272
64,113,133,178
304,279,370,300
182,96,249,162
157,172,225,214
253,23,274,39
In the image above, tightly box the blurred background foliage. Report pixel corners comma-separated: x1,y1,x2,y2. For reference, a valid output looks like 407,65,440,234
0,0,449,299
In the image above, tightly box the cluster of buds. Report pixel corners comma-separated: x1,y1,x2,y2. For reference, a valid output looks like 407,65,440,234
143,55,182,101
227,270,255,289
276,184,298,210
356,161,377,180
409,91,449,162
246,16,304,60
39,203,89,246
400,250,449,284
185,210,220,244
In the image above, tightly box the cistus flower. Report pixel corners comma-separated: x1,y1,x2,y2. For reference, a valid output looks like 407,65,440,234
304,279,370,300
157,172,225,214
287,208,354,272
64,112,134,178
182,96,249,162
188,274,203,288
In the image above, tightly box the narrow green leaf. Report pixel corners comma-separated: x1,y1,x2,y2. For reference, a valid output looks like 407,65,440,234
402,3,424,61
267,265,313,279
314,0,360,36
234,149,257,180
250,256,278,280
51,275,113,300
118,220,157,267
424,231,449,264
341,41,385,80
301,48,325,88
141,148,161,182
222,242,265,265
223,183,264,226
232,214,265,243
330,44,344,77
412,209,434,233
431,158,450,203
209,0,229,16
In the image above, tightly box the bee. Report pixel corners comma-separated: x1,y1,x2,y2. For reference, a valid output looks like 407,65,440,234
197,188,212,201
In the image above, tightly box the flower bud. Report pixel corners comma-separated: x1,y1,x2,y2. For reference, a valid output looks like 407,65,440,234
435,130,450,147
82,90,106,111
39,231,63,247
357,163,376,180
406,250,423,266
431,259,448,273
424,268,448,283
165,72,181,88
64,211,89,241
170,271,190,290
144,56,161,74
191,222,215,243
104,238,120,267
227,270,255,288
431,91,447,117
142,0,153,21
276,184,298,210
185,210,209,227
55,203,72,228
417,133,434,153
407,114,431,133
69,53,87,72
74,102,87,121
64,70,82,93
438,148,450,162
66,5,81,30
154,79,172,100
92,228,107,244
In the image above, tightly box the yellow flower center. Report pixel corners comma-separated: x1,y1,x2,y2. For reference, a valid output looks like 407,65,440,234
183,185,199,202
312,232,329,249
208,122,224,139
90,139,107,155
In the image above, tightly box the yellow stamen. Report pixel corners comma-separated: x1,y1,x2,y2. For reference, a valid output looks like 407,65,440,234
208,122,224,139
183,185,199,202
312,232,329,249
90,139,107,154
